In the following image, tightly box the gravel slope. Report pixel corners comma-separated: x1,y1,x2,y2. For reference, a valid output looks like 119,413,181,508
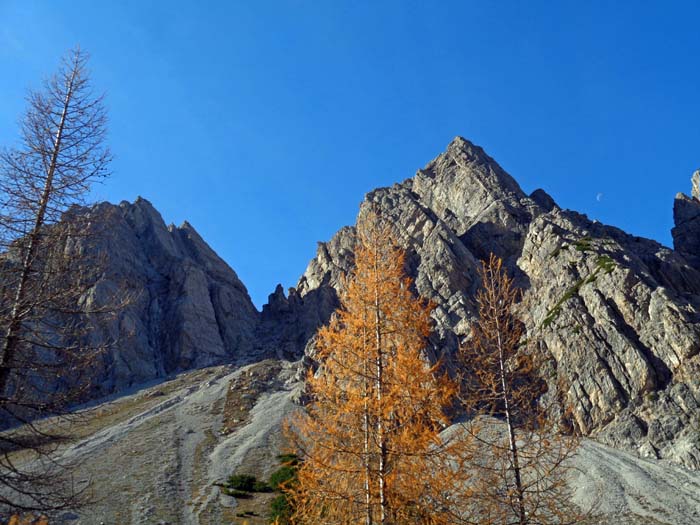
45,361,300,525
12,359,699,525
573,440,700,524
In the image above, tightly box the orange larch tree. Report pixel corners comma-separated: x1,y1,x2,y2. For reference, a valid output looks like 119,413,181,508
286,211,462,525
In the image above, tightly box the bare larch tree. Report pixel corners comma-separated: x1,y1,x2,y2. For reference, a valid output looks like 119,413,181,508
0,47,113,515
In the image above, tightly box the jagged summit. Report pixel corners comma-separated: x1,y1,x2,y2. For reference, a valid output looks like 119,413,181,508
295,138,700,469
421,136,527,199
406,138,532,238
28,140,700,474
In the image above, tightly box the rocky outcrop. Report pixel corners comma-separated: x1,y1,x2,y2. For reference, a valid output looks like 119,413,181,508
296,137,700,469
257,283,337,359
519,208,700,468
74,198,260,397
59,197,344,400
672,170,700,267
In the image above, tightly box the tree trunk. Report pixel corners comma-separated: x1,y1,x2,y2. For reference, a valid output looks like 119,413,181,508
373,251,388,525
362,316,373,525
496,312,526,525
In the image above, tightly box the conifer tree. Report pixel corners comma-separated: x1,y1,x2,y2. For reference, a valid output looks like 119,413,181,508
0,47,111,397
0,47,115,514
287,211,460,525
458,254,584,525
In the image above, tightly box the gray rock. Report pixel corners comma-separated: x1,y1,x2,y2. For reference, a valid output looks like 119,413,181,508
66,197,260,398
22,137,700,471
529,188,558,212
296,137,700,469
672,172,700,267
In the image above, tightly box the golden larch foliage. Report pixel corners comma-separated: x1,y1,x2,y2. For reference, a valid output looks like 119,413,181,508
7,515,48,525
286,211,461,525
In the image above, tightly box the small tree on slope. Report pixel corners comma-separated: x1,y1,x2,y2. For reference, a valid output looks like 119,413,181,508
458,254,585,525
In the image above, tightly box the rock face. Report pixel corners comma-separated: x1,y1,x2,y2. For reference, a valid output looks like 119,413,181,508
257,283,337,359
294,137,700,469
672,170,700,267
74,198,260,397
25,138,700,471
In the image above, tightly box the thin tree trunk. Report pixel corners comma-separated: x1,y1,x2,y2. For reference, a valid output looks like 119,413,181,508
362,314,373,525
373,249,388,525
0,67,77,396
495,302,526,525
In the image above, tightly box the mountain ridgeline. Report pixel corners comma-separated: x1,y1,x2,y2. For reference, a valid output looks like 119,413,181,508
49,138,700,469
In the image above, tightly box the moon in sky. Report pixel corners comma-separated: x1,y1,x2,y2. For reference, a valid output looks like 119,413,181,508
596,192,604,202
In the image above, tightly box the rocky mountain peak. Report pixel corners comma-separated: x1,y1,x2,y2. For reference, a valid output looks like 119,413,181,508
672,172,700,267
295,138,700,469
60,198,261,397
412,137,526,214
23,139,700,475
437,135,504,175
123,195,165,226
19,139,700,524
692,169,700,200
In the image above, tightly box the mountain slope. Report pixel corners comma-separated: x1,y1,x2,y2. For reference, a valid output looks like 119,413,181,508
293,137,700,468
5,137,700,524
27,359,700,525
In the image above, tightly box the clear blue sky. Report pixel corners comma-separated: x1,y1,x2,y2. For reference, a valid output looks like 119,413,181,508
1,1,699,308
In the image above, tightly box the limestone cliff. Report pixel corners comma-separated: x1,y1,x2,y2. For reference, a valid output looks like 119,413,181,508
24,138,700,470
73,197,260,397
293,137,700,469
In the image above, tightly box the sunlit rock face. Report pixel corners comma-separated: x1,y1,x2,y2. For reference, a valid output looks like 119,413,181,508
297,138,700,469
71,197,260,397
672,170,700,268
34,138,700,469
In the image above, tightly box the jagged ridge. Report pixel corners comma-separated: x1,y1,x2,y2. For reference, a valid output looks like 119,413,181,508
292,137,700,469
32,137,700,471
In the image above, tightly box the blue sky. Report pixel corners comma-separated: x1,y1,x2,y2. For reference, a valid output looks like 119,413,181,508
1,1,699,308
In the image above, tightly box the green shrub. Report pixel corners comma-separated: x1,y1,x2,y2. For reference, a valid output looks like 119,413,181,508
253,480,273,492
222,473,273,497
269,465,296,491
574,236,593,252
270,494,293,524
267,454,300,523
276,453,299,466
226,473,257,491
